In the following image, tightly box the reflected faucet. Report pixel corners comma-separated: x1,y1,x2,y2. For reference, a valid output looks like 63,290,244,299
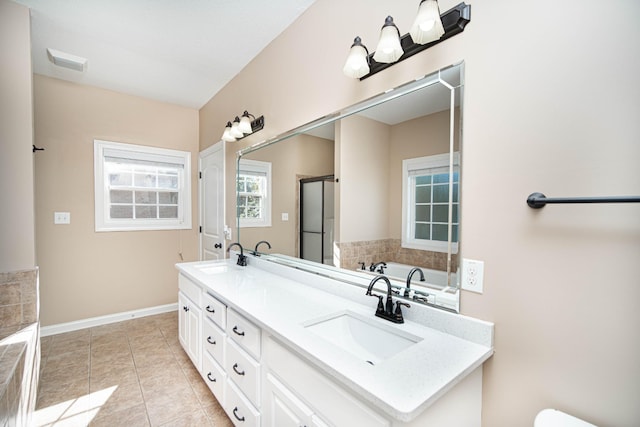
253,240,271,256
404,267,425,298
227,243,247,266
369,262,387,274
365,275,408,324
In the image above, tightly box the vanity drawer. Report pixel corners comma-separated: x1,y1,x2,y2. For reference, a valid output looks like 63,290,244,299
226,380,260,427
203,317,226,366
227,309,261,359
202,351,226,406
178,274,201,305
226,338,260,407
203,291,226,329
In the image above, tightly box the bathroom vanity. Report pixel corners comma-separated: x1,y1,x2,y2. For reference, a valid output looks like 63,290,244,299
176,255,493,426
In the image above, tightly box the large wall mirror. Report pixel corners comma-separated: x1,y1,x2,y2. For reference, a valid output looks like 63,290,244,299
237,62,463,312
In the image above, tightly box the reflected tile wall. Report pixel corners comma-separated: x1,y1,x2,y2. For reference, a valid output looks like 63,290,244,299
336,239,458,273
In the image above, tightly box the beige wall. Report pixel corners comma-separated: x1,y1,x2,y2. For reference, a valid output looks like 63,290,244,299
388,108,457,239
240,134,333,255
33,75,199,326
199,0,640,425
0,0,35,272
338,114,390,242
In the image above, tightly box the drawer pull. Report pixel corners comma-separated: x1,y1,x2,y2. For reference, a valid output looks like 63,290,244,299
232,363,245,376
183,305,189,312
232,407,245,422
206,305,215,313
232,326,245,336
206,336,216,345
207,372,216,382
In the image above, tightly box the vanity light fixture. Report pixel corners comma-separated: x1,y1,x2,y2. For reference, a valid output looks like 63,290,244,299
373,16,404,64
410,0,445,44
343,2,470,80
221,111,265,142
343,37,370,79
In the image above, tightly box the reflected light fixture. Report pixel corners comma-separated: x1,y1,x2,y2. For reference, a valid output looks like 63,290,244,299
221,111,265,142
343,2,470,80
410,0,445,44
342,37,370,79
46,48,87,72
373,16,404,64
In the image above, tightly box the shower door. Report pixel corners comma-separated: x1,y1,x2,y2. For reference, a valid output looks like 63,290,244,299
300,175,334,265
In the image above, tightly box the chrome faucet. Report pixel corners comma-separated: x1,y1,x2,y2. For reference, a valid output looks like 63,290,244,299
227,243,247,266
365,275,409,324
404,267,425,298
369,262,387,274
253,240,271,256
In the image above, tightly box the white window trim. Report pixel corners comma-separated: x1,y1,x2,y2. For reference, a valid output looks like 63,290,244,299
402,152,460,253
94,139,192,232
237,158,272,228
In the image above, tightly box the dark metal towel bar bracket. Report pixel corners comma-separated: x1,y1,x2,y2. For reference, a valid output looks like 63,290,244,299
527,192,640,209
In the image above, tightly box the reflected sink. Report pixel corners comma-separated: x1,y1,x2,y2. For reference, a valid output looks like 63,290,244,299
194,264,230,275
303,311,422,365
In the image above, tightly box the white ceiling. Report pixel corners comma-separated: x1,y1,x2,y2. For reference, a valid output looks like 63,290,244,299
14,0,317,109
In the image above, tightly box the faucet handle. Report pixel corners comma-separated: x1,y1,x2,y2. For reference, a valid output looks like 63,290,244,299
394,301,410,322
367,293,385,313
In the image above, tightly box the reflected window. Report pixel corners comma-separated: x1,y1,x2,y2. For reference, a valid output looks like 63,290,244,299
94,140,191,231
237,159,271,227
402,153,459,253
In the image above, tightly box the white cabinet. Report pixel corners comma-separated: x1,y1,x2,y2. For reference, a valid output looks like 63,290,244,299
263,336,389,427
178,290,201,371
264,373,313,427
225,308,262,426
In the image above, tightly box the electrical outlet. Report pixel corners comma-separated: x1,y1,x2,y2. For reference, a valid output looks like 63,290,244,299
54,212,70,224
461,258,484,293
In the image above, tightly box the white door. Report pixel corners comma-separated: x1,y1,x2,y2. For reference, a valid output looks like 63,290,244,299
199,141,225,260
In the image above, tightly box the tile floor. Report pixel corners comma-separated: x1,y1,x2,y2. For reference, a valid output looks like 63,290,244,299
35,311,234,426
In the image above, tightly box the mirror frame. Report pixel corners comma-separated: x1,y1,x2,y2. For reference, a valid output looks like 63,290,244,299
236,61,464,312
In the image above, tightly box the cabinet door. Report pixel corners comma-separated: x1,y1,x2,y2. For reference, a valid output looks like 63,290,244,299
186,303,202,370
264,373,313,427
178,292,189,348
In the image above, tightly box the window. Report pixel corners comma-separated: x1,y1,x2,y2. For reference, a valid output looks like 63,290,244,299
237,159,271,227
94,139,191,231
402,153,459,253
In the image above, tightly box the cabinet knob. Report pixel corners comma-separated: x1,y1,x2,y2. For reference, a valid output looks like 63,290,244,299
232,407,245,422
214,243,222,249
232,363,245,376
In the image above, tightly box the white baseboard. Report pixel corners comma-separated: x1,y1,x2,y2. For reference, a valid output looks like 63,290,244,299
40,303,178,337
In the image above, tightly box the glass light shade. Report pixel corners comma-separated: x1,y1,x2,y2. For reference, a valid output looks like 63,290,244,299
230,117,244,138
373,16,404,64
238,113,253,134
222,122,236,142
410,0,445,45
343,37,370,78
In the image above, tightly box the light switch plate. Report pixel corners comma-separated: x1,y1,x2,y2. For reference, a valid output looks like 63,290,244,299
281,213,289,221
461,258,484,293
54,212,70,224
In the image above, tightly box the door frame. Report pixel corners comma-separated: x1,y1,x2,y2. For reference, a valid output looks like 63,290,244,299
199,140,226,261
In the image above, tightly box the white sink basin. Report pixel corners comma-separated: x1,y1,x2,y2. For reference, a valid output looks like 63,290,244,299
303,311,422,365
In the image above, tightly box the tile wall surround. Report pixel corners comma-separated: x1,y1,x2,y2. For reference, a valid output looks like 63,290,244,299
0,268,40,427
0,269,39,339
336,239,458,273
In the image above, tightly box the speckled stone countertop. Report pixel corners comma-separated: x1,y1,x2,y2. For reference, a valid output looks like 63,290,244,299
176,256,494,422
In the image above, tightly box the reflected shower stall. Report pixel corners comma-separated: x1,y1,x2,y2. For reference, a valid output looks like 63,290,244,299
299,175,335,265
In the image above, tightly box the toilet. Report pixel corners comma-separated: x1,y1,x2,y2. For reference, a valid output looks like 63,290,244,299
534,409,597,427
